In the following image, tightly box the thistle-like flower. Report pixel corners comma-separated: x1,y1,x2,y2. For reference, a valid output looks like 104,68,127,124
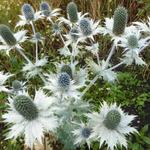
57,62,88,87
22,57,48,78
86,102,137,150
30,32,45,45
44,72,81,100
63,27,79,47
0,71,13,92
100,6,136,46
40,2,61,23
59,2,88,27
2,90,58,149
52,23,62,36
0,24,27,55
78,18,101,42
11,80,26,94
88,59,117,82
119,30,150,65
16,3,42,27
72,122,93,149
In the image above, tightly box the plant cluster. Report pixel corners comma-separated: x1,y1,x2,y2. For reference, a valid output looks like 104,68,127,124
0,1,150,150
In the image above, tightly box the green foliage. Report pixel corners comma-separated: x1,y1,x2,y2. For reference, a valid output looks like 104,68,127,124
128,125,150,150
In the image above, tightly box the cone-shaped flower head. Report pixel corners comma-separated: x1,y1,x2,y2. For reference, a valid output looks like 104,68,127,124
112,6,128,35
81,127,92,138
67,2,78,23
61,65,73,79
70,27,79,42
79,18,92,36
13,95,38,121
40,2,51,17
127,35,138,49
12,80,22,91
0,24,16,46
22,4,35,21
58,72,70,89
103,109,121,130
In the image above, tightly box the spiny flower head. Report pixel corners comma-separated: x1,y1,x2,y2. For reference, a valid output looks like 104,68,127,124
0,24,16,46
79,18,92,36
22,4,35,21
81,127,92,138
61,65,73,79
127,35,138,49
70,27,79,42
12,80,22,91
58,72,70,89
112,6,128,35
40,2,51,17
13,95,38,121
67,2,78,23
103,109,121,130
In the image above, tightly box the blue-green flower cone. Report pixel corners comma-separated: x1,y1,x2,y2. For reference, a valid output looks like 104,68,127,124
113,6,128,35
104,109,121,130
0,24,16,46
13,95,38,121
67,2,78,23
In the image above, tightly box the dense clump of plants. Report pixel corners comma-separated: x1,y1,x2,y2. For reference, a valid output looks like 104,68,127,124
0,1,150,150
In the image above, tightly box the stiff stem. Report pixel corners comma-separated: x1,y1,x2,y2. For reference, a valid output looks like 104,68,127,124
31,21,39,62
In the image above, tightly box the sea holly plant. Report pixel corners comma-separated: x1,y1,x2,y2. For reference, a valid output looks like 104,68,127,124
0,1,150,150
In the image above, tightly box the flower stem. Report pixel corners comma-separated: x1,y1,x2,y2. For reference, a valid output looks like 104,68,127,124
81,75,99,98
16,48,31,63
108,61,124,70
105,43,115,67
59,33,73,64
31,21,39,62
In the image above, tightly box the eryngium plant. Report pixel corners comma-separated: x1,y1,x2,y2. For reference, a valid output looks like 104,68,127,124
112,6,128,35
1,1,149,150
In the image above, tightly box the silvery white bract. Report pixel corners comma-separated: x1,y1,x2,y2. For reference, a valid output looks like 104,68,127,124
86,102,137,150
22,57,48,78
2,90,58,149
133,17,150,33
72,122,93,149
88,59,117,82
0,71,13,92
0,25,28,55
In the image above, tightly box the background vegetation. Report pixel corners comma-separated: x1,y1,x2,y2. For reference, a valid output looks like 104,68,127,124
0,0,150,150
